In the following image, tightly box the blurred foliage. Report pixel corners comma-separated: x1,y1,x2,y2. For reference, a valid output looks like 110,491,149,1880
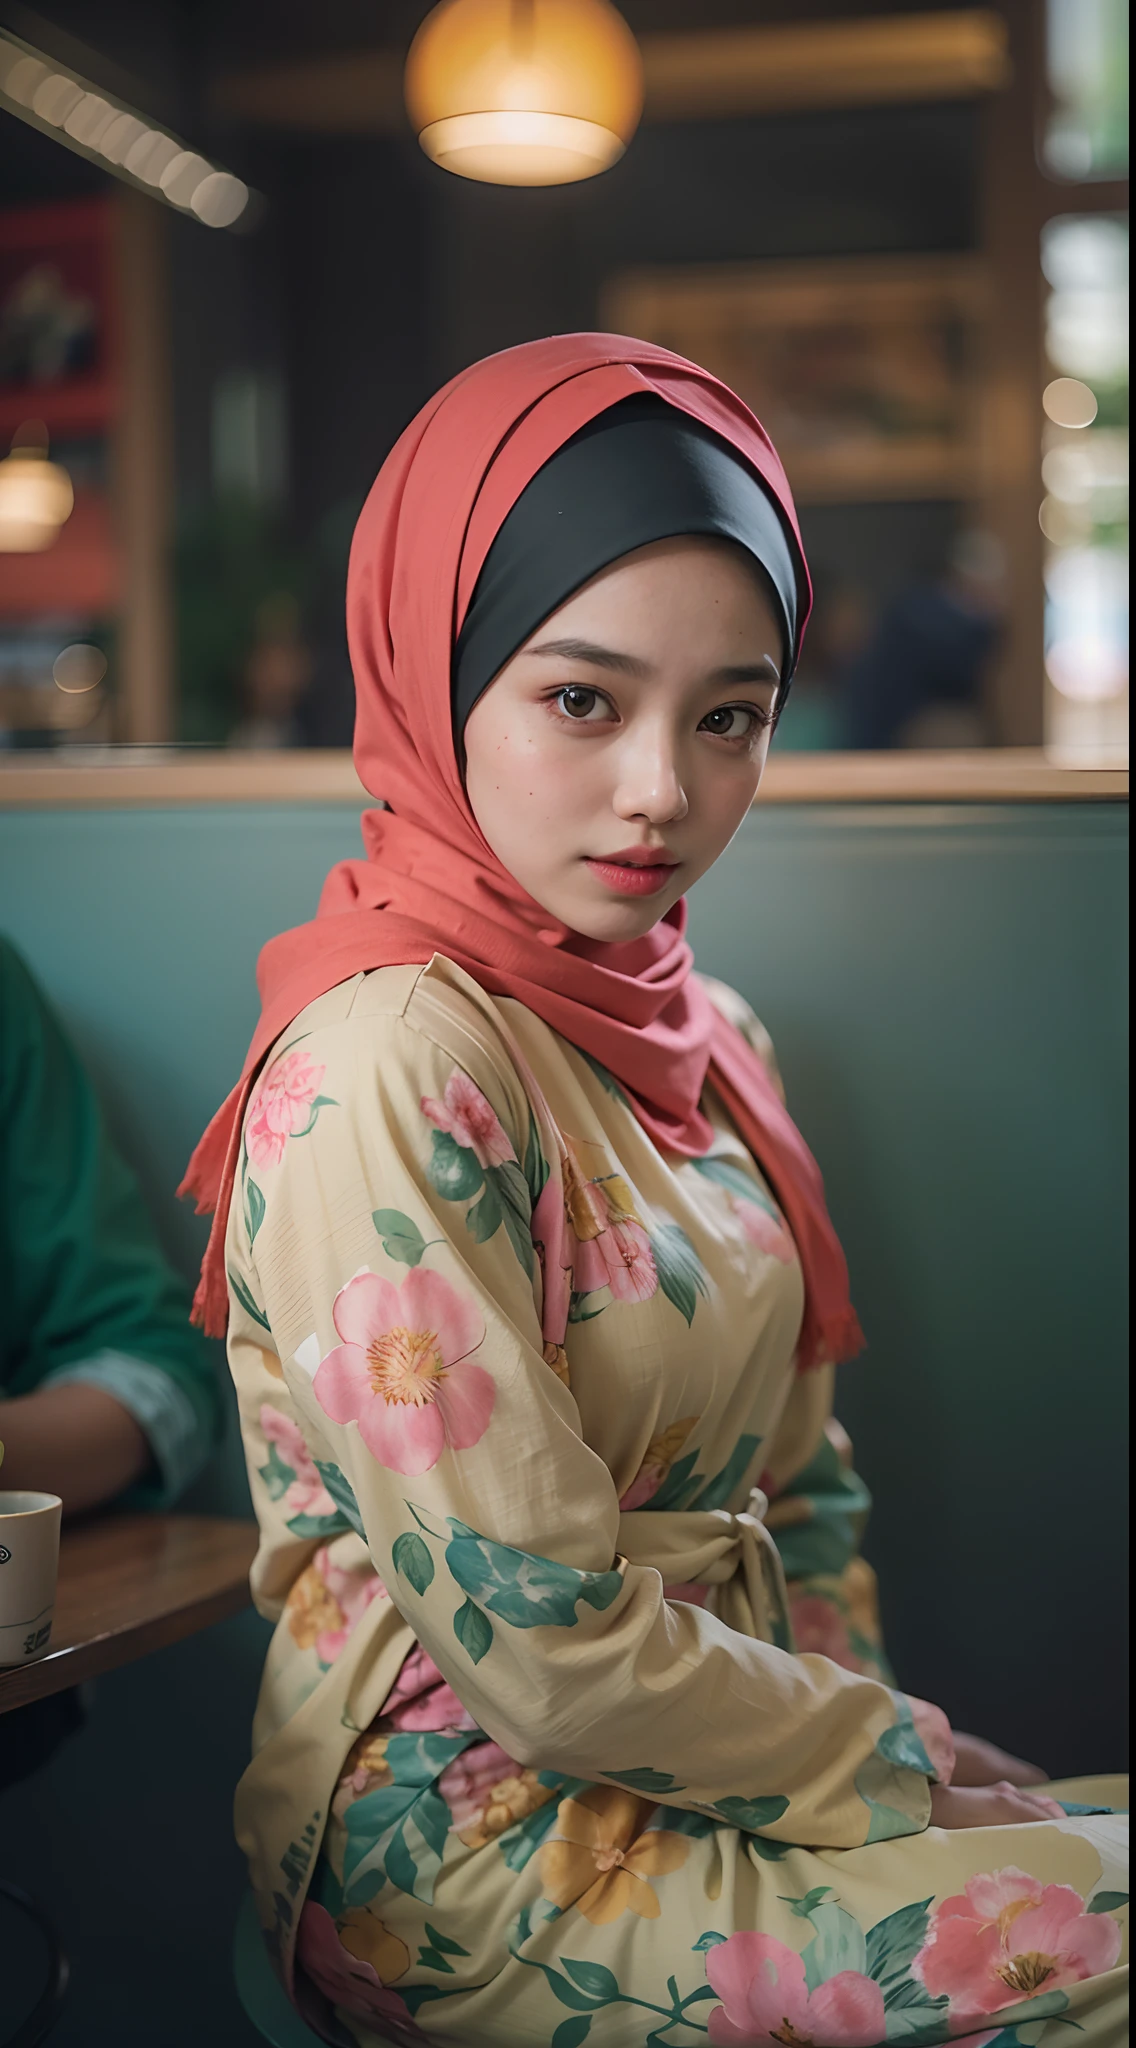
174,494,311,743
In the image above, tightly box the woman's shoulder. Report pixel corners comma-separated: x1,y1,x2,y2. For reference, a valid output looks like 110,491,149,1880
695,972,783,1094
257,957,534,1136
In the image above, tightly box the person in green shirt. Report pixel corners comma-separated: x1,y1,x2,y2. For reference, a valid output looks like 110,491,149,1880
0,936,222,1516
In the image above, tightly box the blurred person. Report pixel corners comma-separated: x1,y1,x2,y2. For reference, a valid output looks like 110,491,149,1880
841,528,1006,749
228,592,314,749
0,937,222,1782
182,341,1125,2048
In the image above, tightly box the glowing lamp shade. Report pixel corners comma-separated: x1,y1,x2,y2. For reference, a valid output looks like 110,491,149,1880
405,0,643,186
0,441,74,552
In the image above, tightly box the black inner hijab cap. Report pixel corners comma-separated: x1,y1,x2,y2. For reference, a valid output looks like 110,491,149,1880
453,394,803,738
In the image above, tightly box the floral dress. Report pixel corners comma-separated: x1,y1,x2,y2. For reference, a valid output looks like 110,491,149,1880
226,957,1128,2048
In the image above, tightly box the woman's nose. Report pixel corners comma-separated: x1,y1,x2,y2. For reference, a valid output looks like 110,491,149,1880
610,730,689,826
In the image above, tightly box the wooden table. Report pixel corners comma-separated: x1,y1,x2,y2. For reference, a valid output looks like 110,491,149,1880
0,1513,258,1714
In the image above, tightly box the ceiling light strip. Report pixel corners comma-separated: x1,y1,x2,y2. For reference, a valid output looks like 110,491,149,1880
0,29,251,229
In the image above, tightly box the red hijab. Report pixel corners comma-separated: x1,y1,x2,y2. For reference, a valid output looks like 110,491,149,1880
182,333,863,1369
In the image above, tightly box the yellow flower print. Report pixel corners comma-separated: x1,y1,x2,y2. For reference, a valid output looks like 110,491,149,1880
539,1787,690,1925
336,1908,410,1983
562,1141,609,1240
543,1340,571,1386
286,1561,346,1655
620,1416,699,1511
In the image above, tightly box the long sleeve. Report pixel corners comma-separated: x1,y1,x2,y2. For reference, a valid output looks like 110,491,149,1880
0,939,222,1504
230,967,946,1853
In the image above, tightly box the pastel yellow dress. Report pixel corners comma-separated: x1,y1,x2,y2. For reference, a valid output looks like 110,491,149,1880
226,958,1128,2048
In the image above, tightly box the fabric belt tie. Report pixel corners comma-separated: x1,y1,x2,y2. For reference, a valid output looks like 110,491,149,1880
616,1487,791,1647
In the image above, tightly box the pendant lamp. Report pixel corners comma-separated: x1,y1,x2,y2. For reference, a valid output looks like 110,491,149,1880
405,0,643,187
0,426,74,552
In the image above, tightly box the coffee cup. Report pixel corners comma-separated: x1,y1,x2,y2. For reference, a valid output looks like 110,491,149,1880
0,1491,63,1665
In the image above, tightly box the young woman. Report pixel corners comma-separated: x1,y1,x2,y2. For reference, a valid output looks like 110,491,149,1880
185,336,1127,2048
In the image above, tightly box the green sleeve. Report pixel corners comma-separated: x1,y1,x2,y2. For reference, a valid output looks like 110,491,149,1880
0,938,222,1504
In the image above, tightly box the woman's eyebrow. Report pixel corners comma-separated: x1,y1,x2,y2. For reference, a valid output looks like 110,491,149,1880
526,637,651,676
711,659,781,685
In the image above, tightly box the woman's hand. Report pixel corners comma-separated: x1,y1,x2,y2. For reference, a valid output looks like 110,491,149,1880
929,1781,1067,1829
949,1730,1050,1788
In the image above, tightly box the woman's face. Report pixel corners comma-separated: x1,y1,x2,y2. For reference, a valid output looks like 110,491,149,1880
463,536,783,943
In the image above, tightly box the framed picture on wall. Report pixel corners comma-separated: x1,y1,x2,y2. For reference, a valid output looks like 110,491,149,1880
602,254,989,504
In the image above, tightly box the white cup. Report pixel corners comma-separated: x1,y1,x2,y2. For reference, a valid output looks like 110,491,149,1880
0,1490,63,1665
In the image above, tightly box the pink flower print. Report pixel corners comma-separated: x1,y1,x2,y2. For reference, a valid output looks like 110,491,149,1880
598,1217,658,1302
286,1545,388,1666
380,1644,478,1734
736,1197,797,1266
913,1866,1122,2021
313,1266,494,1475
706,1932,886,2046
439,1738,555,1848
246,1048,328,1169
295,1902,425,2043
259,1404,338,1520
420,1069,516,1168
790,1594,858,1668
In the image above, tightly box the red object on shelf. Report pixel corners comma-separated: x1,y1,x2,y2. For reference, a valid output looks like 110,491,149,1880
0,488,120,619
0,197,122,439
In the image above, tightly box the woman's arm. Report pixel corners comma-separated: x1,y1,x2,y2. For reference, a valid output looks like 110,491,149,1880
229,982,953,1853
0,1380,149,1516
0,938,222,1508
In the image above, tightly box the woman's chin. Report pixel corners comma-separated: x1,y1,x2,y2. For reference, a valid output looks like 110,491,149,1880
559,890,681,945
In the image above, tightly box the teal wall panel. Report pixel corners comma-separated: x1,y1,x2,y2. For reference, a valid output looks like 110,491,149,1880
0,798,1127,2039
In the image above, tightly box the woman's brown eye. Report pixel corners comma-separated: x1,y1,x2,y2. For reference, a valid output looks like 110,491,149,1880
559,686,600,719
702,706,754,738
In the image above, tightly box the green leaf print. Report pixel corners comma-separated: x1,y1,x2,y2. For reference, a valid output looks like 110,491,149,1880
567,1291,607,1324
691,1153,780,1214
466,1172,502,1243
372,1209,432,1267
692,1931,727,1952
522,1112,549,1206
245,1177,266,1246
417,1945,455,1974
864,1897,935,1992
876,1699,935,1778
424,1923,470,1958
692,1434,763,1513
229,1268,271,1332
544,1971,609,2013
445,1523,623,1629
453,1597,494,1664
313,1461,365,1538
491,1159,535,1276
563,1961,620,2001
342,1731,476,1905
646,1448,703,1512
577,1048,626,1102
498,1795,565,1871
649,1220,708,1328
709,1793,790,1832
426,1128,485,1202
393,1531,435,1595
287,1511,352,1540
1088,1891,1129,1912
551,2020,592,2048
257,1440,295,1502
605,1767,686,1795
796,1896,868,1990
292,1093,339,1138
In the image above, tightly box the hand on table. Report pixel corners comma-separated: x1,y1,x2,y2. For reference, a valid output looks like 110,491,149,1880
929,1781,1068,1829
